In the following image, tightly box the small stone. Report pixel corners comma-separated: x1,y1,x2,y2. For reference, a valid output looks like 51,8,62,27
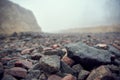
39,55,60,74
72,64,83,73
21,48,34,55
60,61,77,76
27,70,40,79
39,73,47,80
5,67,27,78
78,70,90,80
51,44,60,49
95,43,108,50
47,75,62,80
61,56,74,66
15,60,32,69
43,49,65,58
61,74,76,80
31,53,42,60
86,65,113,80
2,75,17,80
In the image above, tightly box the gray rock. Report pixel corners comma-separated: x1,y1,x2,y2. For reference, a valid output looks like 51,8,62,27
72,64,83,73
60,61,77,77
39,55,60,74
78,70,89,80
27,70,40,79
65,42,113,70
108,45,120,57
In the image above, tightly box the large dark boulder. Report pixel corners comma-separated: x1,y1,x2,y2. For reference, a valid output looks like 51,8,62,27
0,0,41,34
65,42,114,70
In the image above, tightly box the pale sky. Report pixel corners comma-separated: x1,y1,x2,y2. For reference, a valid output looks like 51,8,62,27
10,0,120,32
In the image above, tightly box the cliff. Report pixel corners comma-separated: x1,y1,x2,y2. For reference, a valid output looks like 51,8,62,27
0,0,41,34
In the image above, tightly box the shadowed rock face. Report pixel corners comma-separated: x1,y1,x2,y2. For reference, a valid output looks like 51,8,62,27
0,0,41,34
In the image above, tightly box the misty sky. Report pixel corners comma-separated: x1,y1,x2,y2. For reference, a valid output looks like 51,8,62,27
10,0,120,32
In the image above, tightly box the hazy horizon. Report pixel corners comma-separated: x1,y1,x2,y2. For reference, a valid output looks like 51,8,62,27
10,0,120,32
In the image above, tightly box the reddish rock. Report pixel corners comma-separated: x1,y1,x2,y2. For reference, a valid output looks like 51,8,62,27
61,56,74,66
5,67,27,78
51,44,60,49
61,74,76,80
21,48,34,54
47,75,62,80
15,60,32,69
86,65,112,80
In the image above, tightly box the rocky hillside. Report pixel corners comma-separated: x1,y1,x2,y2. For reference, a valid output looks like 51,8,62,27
0,0,41,34
62,24,120,33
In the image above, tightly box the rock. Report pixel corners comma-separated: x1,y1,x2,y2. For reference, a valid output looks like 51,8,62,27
86,65,113,80
2,75,17,80
72,64,83,73
5,67,27,78
15,60,33,69
61,74,76,80
47,75,62,80
65,42,113,70
60,61,77,76
27,70,40,79
43,49,65,58
95,43,108,50
0,0,41,34
78,70,90,80
21,48,34,55
0,62,4,79
112,43,120,50
61,56,74,66
108,45,120,57
39,55,60,74
51,44,60,49
31,53,42,60
39,73,47,80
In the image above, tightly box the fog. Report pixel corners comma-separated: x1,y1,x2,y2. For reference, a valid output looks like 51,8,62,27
10,0,120,32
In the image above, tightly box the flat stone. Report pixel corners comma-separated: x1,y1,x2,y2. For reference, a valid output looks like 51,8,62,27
86,65,113,80
15,60,32,69
21,48,34,55
39,55,60,74
47,75,62,80
5,67,27,78
65,42,113,70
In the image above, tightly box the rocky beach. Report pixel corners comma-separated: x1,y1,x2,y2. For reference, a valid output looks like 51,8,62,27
0,32,120,80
